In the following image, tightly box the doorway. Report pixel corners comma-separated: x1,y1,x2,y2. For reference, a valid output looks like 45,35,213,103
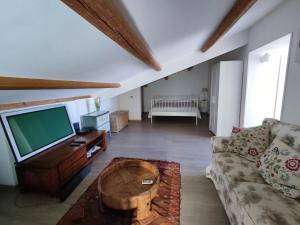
243,34,291,127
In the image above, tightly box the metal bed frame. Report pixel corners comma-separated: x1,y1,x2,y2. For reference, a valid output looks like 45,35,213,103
150,95,201,125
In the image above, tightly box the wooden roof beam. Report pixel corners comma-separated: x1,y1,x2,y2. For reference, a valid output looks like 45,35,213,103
0,96,92,111
0,76,121,90
201,0,257,52
62,0,161,71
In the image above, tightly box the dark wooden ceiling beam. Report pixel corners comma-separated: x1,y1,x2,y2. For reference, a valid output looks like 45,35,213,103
201,0,257,52
62,0,161,71
0,96,92,111
0,76,121,90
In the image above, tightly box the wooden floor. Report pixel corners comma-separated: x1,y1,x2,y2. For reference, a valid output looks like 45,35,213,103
0,116,230,225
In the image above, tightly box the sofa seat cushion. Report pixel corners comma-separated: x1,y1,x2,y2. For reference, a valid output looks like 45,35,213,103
234,182,300,225
207,153,266,225
214,153,265,189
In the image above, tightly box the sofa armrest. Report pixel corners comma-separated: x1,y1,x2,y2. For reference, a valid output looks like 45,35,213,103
211,136,230,153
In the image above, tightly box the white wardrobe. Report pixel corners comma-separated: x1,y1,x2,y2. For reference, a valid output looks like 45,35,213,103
209,61,243,136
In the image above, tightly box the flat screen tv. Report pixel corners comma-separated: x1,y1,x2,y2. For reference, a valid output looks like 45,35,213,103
1,105,75,163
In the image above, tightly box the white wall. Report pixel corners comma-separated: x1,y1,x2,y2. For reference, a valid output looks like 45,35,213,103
143,62,209,112
67,96,120,125
0,96,119,186
119,88,142,120
0,126,18,185
101,97,120,112
241,0,300,126
209,46,247,64
101,31,249,100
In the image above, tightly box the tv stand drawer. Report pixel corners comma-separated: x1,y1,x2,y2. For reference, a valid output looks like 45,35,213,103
59,147,87,172
60,156,88,185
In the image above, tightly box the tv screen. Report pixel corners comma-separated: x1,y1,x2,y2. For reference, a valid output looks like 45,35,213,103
1,105,75,163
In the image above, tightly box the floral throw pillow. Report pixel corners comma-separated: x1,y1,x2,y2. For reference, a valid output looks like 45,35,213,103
227,125,269,162
258,138,300,198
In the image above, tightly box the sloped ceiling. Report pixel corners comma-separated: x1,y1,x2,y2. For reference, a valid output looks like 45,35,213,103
0,0,283,104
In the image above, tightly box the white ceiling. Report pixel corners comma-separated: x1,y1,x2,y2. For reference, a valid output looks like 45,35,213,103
0,0,284,103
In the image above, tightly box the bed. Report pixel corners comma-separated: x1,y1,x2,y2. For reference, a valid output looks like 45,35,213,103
149,95,201,125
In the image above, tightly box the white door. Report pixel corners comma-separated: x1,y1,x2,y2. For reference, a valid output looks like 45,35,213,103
217,61,243,136
209,64,219,134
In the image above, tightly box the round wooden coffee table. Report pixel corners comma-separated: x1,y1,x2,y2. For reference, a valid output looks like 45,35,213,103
98,160,160,220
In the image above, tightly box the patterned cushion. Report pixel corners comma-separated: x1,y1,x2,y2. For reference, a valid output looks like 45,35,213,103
263,118,300,149
227,125,270,162
258,138,300,198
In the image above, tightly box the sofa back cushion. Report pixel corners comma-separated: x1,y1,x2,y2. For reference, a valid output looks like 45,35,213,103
258,138,300,198
227,125,269,162
263,118,300,151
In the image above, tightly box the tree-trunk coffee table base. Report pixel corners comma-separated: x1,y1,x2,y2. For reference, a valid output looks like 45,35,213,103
98,160,160,221
134,195,152,220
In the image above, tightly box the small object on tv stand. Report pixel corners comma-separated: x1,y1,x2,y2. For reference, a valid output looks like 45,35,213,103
73,122,95,135
76,127,94,135
70,142,81,147
73,122,80,132
73,141,85,144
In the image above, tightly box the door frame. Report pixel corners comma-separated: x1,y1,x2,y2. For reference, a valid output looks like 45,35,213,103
242,33,292,127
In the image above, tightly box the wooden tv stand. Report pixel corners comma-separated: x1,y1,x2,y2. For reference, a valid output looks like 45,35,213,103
16,130,106,200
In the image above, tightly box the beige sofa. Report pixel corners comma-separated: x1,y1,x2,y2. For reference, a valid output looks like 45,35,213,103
206,118,300,225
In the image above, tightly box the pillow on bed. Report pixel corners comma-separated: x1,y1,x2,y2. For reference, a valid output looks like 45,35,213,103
227,125,269,162
258,138,300,198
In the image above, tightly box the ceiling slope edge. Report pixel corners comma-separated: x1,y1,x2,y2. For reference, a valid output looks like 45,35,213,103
99,30,249,99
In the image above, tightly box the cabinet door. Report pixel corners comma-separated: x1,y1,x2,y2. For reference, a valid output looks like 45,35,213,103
97,122,111,133
95,113,109,127
217,61,243,136
209,64,219,134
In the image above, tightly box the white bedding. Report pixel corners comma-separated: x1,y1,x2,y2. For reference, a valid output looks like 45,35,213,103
150,95,201,124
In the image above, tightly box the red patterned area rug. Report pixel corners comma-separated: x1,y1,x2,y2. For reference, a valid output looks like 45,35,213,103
56,157,181,225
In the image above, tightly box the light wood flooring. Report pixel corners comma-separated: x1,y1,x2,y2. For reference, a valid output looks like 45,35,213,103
0,116,230,225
